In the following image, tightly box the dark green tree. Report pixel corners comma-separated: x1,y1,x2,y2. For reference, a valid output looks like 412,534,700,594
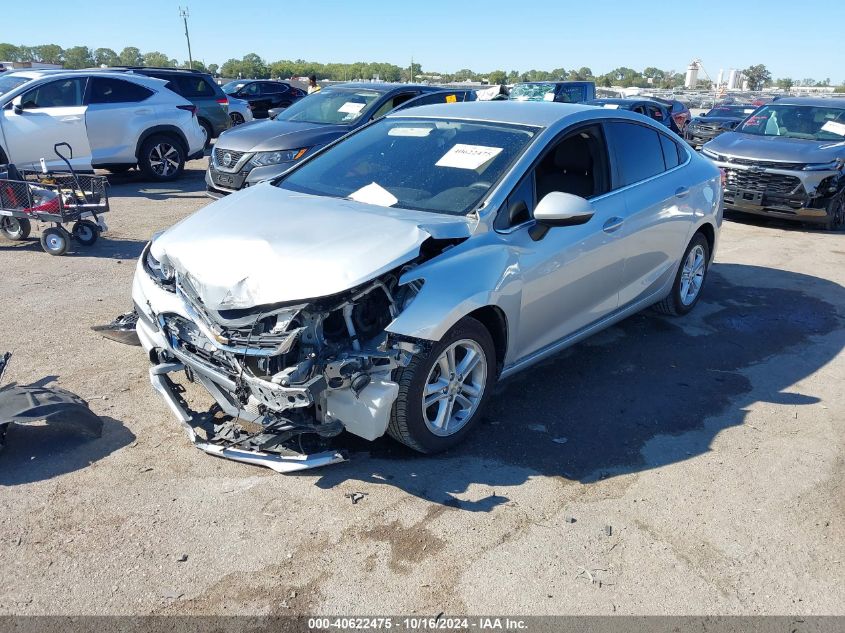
93,47,119,67
742,64,771,90
63,46,94,69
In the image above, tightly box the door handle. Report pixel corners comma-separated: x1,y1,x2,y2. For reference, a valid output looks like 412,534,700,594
134,109,153,115
675,186,690,198
60,116,81,123
602,217,624,233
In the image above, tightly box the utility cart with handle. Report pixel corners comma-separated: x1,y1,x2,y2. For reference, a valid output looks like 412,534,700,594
0,143,109,256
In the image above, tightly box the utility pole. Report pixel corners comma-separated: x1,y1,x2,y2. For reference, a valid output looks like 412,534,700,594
179,6,193,69
410,56,414,83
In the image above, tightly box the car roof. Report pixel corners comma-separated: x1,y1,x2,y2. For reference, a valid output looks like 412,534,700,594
768,97,845,108
589,97,664,107
387,101,596,127
328,82,433,94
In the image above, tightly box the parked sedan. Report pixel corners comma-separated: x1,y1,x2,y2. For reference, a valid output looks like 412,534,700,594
685,104,757,149
135,101,721,472
703,97,845,230
206,82,440,196
221,80,306,119
585,98,682,133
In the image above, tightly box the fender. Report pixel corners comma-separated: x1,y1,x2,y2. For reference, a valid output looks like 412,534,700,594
386,234,524,359
134,125,189,159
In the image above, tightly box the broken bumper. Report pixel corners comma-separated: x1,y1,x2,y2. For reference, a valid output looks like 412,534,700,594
148,361,345,473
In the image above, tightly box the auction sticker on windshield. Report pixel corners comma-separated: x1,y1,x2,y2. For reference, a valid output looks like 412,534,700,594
821,120,845,136
436,144,503,170
543,92,555,101
603,104,620,109
338,102,366,114
388,127,433,137
349,182,398,207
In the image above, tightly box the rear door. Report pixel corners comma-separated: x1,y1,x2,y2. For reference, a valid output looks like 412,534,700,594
604,120,695,307
1,77,91,170
85,77,156,165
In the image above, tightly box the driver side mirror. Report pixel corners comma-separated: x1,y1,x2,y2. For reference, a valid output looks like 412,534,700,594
529,191,595,241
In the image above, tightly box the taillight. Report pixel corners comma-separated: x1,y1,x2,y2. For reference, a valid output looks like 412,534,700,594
177,105,197,117
216,98,227,105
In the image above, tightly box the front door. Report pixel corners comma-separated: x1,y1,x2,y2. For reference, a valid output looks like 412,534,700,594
1,77,91,170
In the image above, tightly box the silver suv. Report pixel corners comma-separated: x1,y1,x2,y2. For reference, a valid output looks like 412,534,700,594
703,97,845,230
0,71,205,180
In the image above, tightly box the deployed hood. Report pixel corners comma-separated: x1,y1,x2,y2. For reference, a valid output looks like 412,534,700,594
216,119,348,152
151,183,473,310
705,132,845,163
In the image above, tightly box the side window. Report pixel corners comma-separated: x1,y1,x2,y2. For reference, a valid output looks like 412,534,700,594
647,105,665,122
88,78,153,104
496,125,609,230
605,121,665,187
370,93,417,120
631,104,646,115
262,83,286,95
659,134,682,170
20,77,87,108
241,83,260,97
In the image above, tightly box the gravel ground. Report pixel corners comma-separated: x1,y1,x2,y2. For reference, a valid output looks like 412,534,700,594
0,156,843,616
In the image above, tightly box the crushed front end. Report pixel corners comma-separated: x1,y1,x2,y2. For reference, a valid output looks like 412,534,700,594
132,243,423,473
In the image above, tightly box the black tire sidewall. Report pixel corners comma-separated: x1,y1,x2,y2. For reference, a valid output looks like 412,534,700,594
671,233,710,315
397,318,496,453
73,220,99,246
1,217,31,240
199,120,213,148
139,135,185,182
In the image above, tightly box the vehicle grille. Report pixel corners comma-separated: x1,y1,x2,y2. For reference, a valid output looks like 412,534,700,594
723,168,804,196
213,147,247,169
696,124,721,133
723,157,806,171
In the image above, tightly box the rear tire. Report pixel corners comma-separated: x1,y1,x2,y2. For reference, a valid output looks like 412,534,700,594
1,217,31,241
40,226,70,256
654,232,710,316
388,317,496,454
138,135,185,182
72,220,99,246
107,165,133,174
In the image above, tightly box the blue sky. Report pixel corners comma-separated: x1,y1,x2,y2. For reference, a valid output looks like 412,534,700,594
2,0,842,81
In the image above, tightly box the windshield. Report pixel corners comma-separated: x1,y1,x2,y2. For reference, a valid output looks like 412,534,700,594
221,81,246,95
0,75,31,97
509,83,556,102
277,117,536,215
738,104,845,140
706,105,755,118
276,89,381,125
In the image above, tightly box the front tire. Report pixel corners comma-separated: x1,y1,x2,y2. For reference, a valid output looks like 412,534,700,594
199,119,214,149
40,226,70,256
1,217,31,241
654,232,710,316
823,194,844,232
72,220,99,246
138,135,185,182
388,317,496,453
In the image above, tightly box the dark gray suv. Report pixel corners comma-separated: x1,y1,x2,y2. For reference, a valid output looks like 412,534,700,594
703,97,845,230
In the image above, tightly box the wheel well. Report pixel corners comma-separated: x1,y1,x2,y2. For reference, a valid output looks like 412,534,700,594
696,223,715,258
467,306,508,375
0,145,7,164
135,126,188,161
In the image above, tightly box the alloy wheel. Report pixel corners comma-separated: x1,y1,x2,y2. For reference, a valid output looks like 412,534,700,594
679,244,706,306
148,143,181,177
421,339,488,437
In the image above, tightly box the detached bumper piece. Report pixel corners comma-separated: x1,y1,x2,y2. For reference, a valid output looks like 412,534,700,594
91,310,141,346
0,352,102,450
149,362,346,473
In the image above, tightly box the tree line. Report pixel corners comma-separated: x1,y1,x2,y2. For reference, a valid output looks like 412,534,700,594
1,43,842,93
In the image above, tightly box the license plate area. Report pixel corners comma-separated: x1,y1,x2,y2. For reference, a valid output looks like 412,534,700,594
738,190,764,206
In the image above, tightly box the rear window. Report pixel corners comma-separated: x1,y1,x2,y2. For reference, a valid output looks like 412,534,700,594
606,121,666,187
89,77,153,104
659,134,683,169
169,76,215,98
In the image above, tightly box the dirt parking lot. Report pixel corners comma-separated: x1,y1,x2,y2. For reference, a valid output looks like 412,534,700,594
0,156,843,616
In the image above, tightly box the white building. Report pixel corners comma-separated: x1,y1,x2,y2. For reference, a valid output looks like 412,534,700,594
684,62,700,89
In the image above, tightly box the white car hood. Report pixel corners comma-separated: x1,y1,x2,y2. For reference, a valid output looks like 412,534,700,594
151,183,473,310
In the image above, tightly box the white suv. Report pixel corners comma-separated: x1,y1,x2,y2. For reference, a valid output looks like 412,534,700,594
0,71,205,181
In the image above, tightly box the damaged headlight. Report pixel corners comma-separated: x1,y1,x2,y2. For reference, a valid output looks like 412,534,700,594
802,160,842,171
250,148,308,168
143,243,175,287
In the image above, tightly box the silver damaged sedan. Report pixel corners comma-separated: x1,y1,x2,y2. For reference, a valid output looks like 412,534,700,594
133,101,723,472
